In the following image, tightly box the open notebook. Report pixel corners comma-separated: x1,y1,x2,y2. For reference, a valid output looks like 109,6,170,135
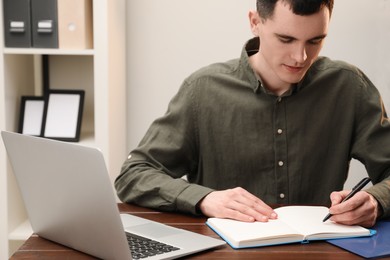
2,131,225,259
207,205,375,249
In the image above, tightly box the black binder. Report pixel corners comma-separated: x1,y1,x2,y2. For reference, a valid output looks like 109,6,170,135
30,0,58,48
3,0,32,47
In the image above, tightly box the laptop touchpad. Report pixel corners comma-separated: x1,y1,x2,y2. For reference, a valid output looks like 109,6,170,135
126,223,183,238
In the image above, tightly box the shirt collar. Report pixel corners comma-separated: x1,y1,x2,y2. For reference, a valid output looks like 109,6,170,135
240,37,263,94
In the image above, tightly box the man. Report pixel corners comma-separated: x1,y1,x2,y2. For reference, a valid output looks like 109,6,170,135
115,0,390,228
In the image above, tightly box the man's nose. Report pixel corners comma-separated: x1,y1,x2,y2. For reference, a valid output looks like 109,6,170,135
291,44,307,64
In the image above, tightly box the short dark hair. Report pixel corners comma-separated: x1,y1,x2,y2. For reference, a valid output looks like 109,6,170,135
257,0,334,21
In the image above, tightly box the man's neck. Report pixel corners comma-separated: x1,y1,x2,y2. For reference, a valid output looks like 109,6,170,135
264,84,291,96
248,52,292,96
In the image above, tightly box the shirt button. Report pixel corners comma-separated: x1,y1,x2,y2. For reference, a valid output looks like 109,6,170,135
277,97,282,102
127,154,132,159
277,129,283,134
278,161,284,167
279,193,285,199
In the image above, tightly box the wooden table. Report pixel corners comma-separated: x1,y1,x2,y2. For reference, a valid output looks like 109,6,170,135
10,203,386,259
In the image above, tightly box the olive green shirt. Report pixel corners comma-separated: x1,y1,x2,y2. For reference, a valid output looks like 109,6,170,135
115,38,390,218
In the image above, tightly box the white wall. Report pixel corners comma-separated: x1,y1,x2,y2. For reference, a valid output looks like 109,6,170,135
126,0,390,189
126,0,254,147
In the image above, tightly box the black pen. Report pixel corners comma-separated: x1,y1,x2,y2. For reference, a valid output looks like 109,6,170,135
322,177,371,222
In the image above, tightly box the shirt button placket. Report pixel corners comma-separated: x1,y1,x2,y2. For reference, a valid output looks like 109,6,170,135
274,96,288,203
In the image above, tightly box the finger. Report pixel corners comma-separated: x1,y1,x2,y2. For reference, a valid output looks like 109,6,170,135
248,201,278,220
330,191,366,215
233,188,277,219
330,190,350,206
228,199,274,222
330,207,360,225
330,205,372,227
199,188,277,222
206,198,269,222
242,192,275,212
221,207,263,222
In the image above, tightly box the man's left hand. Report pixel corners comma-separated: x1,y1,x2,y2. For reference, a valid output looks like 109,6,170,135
328,190,379,227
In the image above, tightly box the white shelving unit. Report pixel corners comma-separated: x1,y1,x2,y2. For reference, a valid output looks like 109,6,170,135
0,0,126,258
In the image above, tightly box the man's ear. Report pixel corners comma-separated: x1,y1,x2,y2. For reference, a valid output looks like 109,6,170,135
248,10,261,36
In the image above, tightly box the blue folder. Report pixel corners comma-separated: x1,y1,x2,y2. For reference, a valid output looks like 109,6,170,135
327,220,390,259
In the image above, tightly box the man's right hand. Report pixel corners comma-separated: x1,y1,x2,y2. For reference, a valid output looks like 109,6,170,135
198,187,277,222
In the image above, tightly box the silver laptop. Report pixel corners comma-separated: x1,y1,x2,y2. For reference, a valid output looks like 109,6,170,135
2,131,225,259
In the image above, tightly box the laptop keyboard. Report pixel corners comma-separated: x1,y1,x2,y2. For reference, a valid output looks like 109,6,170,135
126,232,180,259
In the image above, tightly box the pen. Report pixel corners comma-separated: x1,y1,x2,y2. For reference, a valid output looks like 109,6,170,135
322,177,371,222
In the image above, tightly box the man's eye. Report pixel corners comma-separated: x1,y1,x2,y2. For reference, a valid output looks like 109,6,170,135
308,38,324,45
279,37,293,43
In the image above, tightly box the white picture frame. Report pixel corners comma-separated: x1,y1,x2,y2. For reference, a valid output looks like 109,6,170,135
19,96,45,136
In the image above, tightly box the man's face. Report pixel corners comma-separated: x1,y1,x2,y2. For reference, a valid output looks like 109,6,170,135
251,1,330,89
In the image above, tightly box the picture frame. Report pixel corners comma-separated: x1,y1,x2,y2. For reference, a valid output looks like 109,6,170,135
18,96,45,136
41,89,85,142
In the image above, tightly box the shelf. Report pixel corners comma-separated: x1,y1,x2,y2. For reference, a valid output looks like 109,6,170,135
1,0,126,258
3,48,95,56
8,220,33,241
